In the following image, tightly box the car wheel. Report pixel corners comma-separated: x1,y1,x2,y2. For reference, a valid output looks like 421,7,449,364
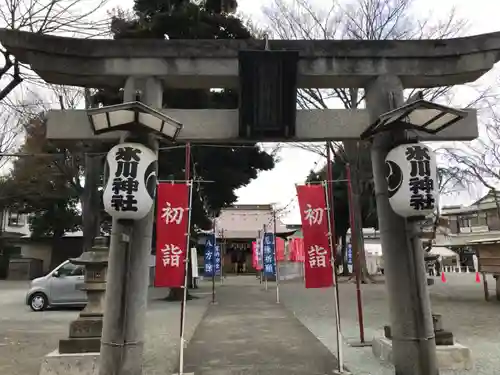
29,292,48,312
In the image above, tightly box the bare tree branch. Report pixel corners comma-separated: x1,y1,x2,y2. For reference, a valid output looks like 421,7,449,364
262,0,470,281
0,0,112,101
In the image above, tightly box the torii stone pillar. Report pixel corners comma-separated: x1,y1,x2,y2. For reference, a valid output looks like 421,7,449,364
99,77,161,375
367,75,437,375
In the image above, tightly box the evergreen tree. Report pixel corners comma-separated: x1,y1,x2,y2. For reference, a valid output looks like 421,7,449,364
96,0,275,299
4,116,82,239
95,0,274,231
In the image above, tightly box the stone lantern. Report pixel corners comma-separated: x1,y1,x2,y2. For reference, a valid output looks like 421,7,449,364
58,237,109,353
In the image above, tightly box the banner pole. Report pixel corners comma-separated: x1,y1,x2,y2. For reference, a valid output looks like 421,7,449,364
302,259,305,282
220,228,224,285
326,141,342,333
323,180,344,373
326,142,337,270
179,143,191,338
179,179,194,375
273,209,280,304
212,217,216,304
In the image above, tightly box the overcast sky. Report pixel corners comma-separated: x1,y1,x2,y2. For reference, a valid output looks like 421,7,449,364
232,0,500,223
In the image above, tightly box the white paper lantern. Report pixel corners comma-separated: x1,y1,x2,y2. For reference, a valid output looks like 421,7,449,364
103,142,157,220
385,143,438,218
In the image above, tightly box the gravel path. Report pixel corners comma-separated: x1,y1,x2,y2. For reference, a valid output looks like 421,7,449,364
278,272,500,375
2,275,498,375
143,287,210,375
0,282,210,375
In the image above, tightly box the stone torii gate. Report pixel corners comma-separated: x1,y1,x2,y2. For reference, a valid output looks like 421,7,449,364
1,29,499,375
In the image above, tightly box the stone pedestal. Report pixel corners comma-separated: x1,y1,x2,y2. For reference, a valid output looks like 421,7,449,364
40,238,108,375
372,336,472,370
39,350,99,375
377,314,472,370
384,313,454,345
58,238,109,353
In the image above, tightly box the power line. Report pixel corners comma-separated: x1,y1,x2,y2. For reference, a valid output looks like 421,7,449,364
0,145,186,159
0,142,330,159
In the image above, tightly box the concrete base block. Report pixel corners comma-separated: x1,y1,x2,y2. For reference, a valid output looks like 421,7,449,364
372,336,473,370
39,350,100,375
348,341,372,348
58,337,101,354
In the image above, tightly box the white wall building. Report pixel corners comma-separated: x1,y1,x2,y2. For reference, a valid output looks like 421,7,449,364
1,209,31,237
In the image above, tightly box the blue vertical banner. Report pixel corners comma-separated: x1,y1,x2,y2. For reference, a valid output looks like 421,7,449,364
347,243,353,274
204,234,221,277
263,232,276,276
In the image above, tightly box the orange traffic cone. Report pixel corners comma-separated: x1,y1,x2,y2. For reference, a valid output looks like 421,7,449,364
475,272,481,283
441,272,447,283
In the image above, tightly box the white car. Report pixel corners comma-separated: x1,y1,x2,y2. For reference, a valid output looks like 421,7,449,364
25,260,87,311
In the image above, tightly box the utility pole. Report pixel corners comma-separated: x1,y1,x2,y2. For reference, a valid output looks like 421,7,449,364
366,75,437,375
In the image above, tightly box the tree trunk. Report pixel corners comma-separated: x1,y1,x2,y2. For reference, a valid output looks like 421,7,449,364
424,204,441,252
81,153,102,253
344,141,374,283
166,244,194,301
165,287,194,301
81,89,103,253
52,229,65,266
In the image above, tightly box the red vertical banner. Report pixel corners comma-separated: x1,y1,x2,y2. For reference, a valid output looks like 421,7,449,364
253,239,263,271
288,239,297,262
252,241,257,269
155,183,190,287
289,238,305,262
296,184,334,288
296,238,305,262
276,237,285,261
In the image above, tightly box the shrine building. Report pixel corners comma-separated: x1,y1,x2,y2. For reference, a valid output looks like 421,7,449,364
197,204,294,275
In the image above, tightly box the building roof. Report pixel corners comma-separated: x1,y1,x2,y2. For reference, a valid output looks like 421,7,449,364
215,206,290,239
19,231,83,239
471,190,500,206
435,230,500,247
441,189,500,216
429,246,457,258
467,237,500,245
